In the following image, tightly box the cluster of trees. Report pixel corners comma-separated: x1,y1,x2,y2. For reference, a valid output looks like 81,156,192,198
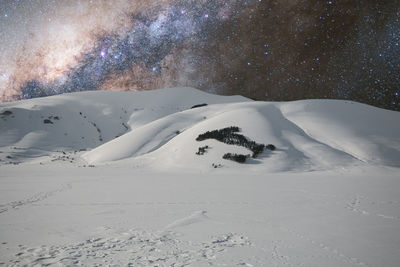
266,144,276,151
196,145,209,155
196,126,276,164
196,126,267,158
222,153,248,163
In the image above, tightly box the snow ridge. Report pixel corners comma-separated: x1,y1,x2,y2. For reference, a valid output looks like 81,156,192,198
1,87,400,172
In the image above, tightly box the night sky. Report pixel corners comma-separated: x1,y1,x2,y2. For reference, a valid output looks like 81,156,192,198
0,0,399,111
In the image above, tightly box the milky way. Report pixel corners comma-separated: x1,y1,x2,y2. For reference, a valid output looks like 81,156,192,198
0,0,399,111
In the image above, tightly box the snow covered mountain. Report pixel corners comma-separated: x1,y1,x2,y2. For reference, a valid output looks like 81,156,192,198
1,87,399,172
1,87,400,266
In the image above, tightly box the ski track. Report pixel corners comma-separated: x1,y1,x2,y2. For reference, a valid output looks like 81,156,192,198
0,184,72,214
6,230,250,266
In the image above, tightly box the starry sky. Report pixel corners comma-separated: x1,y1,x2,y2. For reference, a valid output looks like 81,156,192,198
0,0,399,111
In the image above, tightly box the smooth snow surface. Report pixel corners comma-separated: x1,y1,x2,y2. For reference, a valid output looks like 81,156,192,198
1,87,400,266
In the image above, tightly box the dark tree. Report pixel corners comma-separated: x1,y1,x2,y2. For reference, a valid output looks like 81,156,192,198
223,153,248,163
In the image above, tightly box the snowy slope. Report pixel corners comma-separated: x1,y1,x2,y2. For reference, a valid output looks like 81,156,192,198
281,100,400,167
0,87,248,165
1,87,400,266
1,87,399,171
82,94,400,172
1,87,400,172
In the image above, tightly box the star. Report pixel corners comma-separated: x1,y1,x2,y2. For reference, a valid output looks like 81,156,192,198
0,0,398,111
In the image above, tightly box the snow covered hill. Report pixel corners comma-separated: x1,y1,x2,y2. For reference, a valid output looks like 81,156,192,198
1,87,399,172
0,87,248,166
1,87,400,266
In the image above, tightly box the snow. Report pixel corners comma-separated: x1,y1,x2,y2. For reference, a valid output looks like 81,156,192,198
83,96,400,172
1,87,400,266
